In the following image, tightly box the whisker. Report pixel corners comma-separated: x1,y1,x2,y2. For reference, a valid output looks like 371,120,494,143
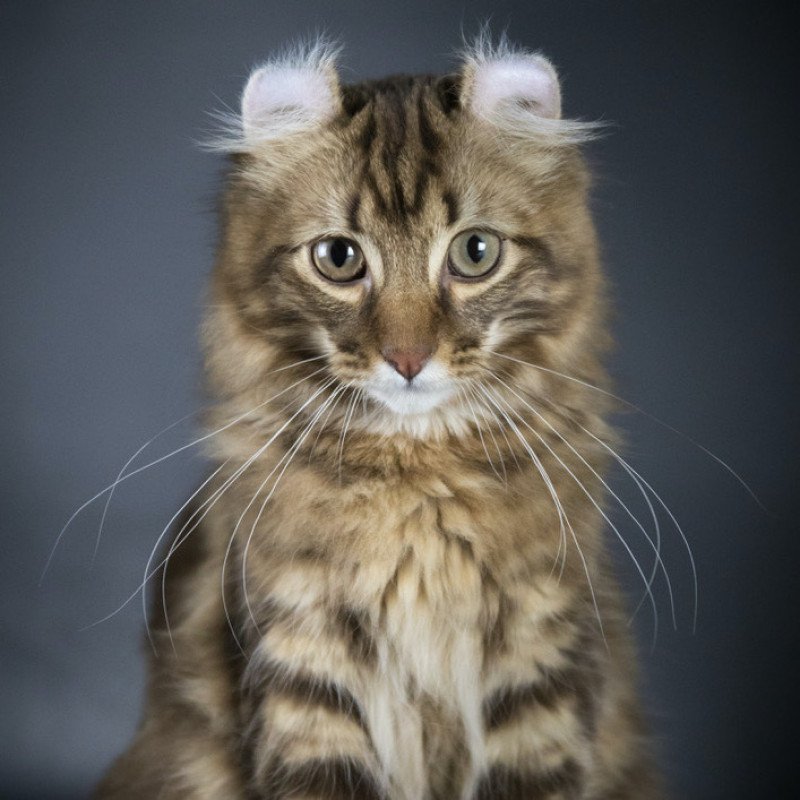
49,409,197,581
210,378,338,653
496,361,698,633
89,355,329,567
157,376,336,652
573,420,699,633
476,383,607,646
469,380,523,475
618,460,664,624
485,383,660,651
478,382,568,585
336,387,359,485
466,382,509,483
77,460,230,637
488,350,764,509
82,373,334,649
459,385,505,484
237,384,344,641
43,361,329,582
308,383,346,464
91,411,197,566
488,371,676,633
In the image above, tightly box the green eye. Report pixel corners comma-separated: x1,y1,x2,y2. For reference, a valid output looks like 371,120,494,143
312,237,366,283
447,230,502,279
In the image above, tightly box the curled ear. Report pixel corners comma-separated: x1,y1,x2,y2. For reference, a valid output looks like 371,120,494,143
457,36,598,145
242,42,341,139
462,51,561,121
207,40,341,152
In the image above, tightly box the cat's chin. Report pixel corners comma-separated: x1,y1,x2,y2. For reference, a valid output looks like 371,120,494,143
359,362,467,438
367,385,455,417
364,361,457,416
363,400,470,440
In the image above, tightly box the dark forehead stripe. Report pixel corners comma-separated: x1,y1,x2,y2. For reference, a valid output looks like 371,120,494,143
357,106,377,154
435,73,462,114
347,194,362,233
343,75,453,227
441,189,460,226
416,89,443,156
376,81,411,220
378,80,410,159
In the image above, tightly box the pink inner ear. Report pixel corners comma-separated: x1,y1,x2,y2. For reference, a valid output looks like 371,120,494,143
242,66,335,132
470,57,561,120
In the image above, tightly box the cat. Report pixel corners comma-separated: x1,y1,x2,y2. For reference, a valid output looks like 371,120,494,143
96,38,665,799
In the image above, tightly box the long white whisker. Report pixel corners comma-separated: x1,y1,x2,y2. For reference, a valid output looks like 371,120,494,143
469,379,522,474
489,350,763,509
336,387,359,485
618,459,665,624
91,355,326,563
478,383,568,584
238,384,343,640
43,362,328,581
308,383,346,464
476,376,577,577
91,410,197,565
157,377,337,652
78,460,230,639
217,379,339,652
489,371,676,632
460,385,505,484
158,437,287,651
477,383,607,645
484,382,659,650
88,355,329,566
574,420,699,633
468,382,509,483
82,368,332,648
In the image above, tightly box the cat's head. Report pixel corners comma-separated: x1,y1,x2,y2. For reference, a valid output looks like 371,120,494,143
206,40,607,438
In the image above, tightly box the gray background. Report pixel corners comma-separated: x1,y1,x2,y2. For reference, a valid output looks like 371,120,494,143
1,2,797,798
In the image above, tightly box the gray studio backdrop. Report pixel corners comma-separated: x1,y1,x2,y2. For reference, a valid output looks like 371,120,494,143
1,2,797,798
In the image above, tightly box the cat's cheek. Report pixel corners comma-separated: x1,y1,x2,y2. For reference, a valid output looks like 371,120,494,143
482,319,509,351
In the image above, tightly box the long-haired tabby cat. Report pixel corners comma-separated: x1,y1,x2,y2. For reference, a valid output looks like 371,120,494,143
97,39,664,799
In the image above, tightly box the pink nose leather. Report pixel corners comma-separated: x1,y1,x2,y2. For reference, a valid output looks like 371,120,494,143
383,348,431,381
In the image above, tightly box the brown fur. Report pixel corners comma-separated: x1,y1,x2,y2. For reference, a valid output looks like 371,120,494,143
98,48,664,799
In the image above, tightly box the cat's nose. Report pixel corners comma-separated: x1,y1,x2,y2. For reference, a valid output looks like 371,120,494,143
383,348,431,381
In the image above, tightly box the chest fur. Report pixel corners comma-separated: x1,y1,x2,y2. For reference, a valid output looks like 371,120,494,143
231,451,577,798
366,524,488,798
237,466,504,796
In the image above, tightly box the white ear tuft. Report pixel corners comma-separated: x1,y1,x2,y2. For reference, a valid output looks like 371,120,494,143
242,59,338,139
204,39,341,153
468,54,561,120
458,34,600,146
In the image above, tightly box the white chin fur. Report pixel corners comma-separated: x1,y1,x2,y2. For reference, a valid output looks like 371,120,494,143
365,361,456,417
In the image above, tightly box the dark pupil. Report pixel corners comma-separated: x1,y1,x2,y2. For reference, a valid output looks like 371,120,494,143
329,239,351,269
466,235,486,263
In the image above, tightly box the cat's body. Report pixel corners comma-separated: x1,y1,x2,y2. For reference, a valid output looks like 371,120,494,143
98,41,664,799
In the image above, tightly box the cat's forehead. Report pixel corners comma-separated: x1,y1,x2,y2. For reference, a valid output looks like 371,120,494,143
223,43,595,255
333,74,463,235
340,73,460,117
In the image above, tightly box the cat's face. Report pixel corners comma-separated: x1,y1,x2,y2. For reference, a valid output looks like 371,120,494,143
209,44,605,435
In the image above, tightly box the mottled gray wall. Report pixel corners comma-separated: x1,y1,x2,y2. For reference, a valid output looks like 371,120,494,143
1,2,797,798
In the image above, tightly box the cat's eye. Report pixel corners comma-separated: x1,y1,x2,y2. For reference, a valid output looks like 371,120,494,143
447,230,502,279
311,237,366,283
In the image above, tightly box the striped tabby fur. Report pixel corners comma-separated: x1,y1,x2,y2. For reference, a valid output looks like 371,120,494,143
98,40,664,799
